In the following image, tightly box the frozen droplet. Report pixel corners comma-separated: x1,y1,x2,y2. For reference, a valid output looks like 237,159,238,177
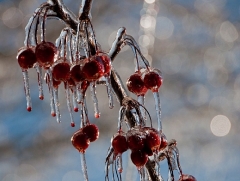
105,76,114,109
90,82,100,118
153,91,162,131
72,86,79,112
65,82,75,127
22,70,32,111
53,88,61,123
46,69,56,117
80,153,89,181
35,65,44,100
116,154,123,173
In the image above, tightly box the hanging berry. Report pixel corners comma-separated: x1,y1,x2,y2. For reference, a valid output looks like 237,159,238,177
111,132,128,155
17,47,37,70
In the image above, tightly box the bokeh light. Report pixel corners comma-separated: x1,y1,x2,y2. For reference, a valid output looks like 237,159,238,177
210,115,231,137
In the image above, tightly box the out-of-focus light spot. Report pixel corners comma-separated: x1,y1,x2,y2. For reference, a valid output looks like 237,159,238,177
2,174,20,181
220,21,238,43
215,32,234,51
155,16,174,40
145,0,155,4
139,35,151,47
187,84,209,106
204,47,225,70
140,14,156,29
207,67,228,87
210,115,231,137
161,54,182,74
62,171,82,181
15,164,41,181
2,7,23,28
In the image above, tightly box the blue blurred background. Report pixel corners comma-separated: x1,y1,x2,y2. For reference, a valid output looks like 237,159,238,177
0,0,240,180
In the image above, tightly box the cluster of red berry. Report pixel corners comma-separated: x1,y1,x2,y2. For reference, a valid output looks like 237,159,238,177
127,68,162,96
71,123,99,153
111,127,167,169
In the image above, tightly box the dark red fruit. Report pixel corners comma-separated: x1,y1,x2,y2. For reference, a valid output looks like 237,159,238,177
127,73,147,96
178,174,197,181
52,61,70,81
112,133,128,154
82,124,99,142
35,41,57,69
127,133,145,151
71,130,90,153
70,64,85,82
130,150,148,167
52,78,61,89
71,122,75,127
143,71,162,92
82,59,105,81
159,133,168,150
96,53,111,75
17,47,37,70
67,77,76,87
145,130,161,151
27,106,32,112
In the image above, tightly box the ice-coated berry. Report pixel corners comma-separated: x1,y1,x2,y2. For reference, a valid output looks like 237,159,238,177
112,133,128,154
71,130,90,153
52,61,70,81
159,133,168,150
145,130,161,151
82,124,99,142
178,174,197,181
96,53,111,75
17,47,37,70
82,59,105,81
35,41,57,69
143,71,162,92
127,73,147,96
70,64,85,82
130,150,148,168
127,133,145,151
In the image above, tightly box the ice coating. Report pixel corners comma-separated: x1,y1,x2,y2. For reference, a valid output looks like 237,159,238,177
105,76,114,109
46,69,56,117
90,82,100,118
35,65,44,100
65,82,75,126
153,91,162,132
22,70,32,111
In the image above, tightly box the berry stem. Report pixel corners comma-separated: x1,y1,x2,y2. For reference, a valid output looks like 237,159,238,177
137,95,146,123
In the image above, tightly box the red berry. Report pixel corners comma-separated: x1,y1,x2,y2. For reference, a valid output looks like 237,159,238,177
67,77,76,87
96,53,111,75
52,61,70,81
71,122,75,127
127,132,145,151
130,150,148,168
82,124,99,142
178,174,197,181
82,59,105,81
70,64,85,82
159,133,168,150
112,133,128,154
127,73,147,96
71,130,90,153
143,71,162,92
145,130,161,151
17,47,37,70
35,41,57,69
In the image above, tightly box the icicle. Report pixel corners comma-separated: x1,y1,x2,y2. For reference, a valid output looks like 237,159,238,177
53,88,61,123
172,146,183,176
116,154,123,173
22,70,32,111
46,69,56,117
35,65,44,100
65,83,75,127
72,86,79,112
117,107,125,131
137,95,146,122
105,76,114,109
153,91,162,132
166,154,175,181
80,153,89,181
76,83,84,104
139,167,145,181
90,82,100,118
130,109,141,126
